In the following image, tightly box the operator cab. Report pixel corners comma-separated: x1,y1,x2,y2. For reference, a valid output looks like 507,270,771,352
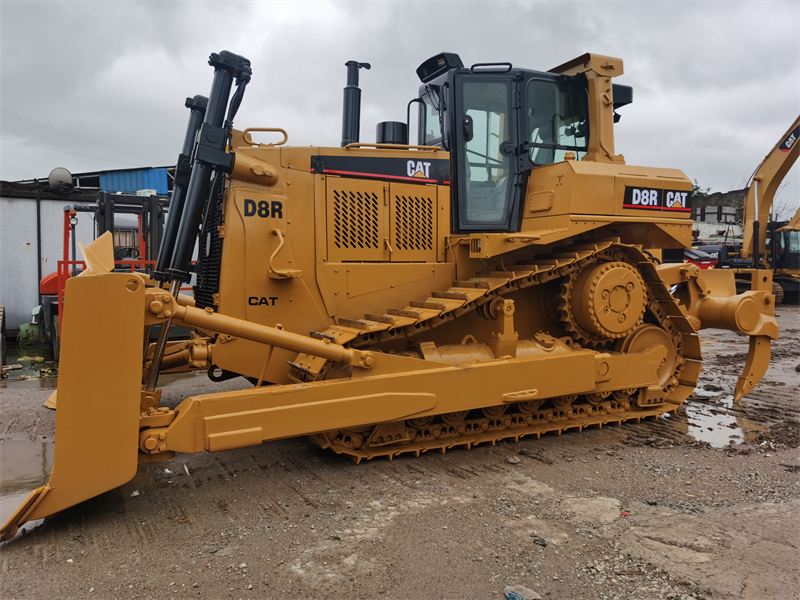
767,223,800,271
416,52,631,234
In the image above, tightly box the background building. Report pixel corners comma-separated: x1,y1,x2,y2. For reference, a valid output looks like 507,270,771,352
691,189,745,241
0,166,172,334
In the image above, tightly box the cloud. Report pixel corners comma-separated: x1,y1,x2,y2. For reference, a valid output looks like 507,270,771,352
1,0,797,210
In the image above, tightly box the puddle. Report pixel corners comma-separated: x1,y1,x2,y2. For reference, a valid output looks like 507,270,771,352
0,438,54,528
0,438,176,539
0,376,58,391
1,343,58,388
1,342,201,390
683,392,767,448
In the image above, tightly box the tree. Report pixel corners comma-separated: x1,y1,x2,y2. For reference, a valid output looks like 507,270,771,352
692,179,710,197
770,183,798,221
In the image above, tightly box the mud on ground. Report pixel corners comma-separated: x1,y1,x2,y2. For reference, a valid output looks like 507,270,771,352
0,307,798,600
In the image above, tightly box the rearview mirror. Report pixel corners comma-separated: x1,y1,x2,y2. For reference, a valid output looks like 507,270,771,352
463,114,473,142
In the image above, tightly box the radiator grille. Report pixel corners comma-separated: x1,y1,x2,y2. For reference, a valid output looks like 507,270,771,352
394,194,434,251
333,189,380,250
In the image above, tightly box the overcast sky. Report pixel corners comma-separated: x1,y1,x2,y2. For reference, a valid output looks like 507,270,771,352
1,1,798,214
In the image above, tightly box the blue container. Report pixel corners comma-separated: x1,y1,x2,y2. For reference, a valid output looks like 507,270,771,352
100,168,168,195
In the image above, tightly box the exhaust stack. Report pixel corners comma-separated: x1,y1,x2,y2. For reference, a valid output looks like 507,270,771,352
340,61,370,147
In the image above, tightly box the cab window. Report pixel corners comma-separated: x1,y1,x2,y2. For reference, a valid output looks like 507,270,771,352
788,231,800,252
527,79,588,165
421,91,443,146
459,80,513,227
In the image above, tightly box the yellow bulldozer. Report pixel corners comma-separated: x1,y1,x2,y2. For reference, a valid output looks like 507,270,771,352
1,51,779,540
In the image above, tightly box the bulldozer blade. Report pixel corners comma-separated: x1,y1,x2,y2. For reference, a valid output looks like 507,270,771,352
733,335,772,402
77,231,115,275
42,390,57,410
37,232,116,415
0,272,145,541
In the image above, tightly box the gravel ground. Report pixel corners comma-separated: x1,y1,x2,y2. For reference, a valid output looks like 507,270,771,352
0,306,798,600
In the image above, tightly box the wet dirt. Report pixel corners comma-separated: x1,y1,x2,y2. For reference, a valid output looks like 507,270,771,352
0,307,798,600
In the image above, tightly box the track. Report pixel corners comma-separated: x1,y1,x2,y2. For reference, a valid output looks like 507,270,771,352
313,402,676,463
303,241,703,461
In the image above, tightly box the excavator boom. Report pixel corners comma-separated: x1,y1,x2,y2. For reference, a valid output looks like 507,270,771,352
742,116,800,262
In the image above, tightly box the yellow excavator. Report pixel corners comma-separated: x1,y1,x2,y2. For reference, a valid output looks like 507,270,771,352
1,51,779,540
740,117,800,302
711,117,800,303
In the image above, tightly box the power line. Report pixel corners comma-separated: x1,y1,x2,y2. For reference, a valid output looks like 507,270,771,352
0,136,145,167
0,108,172,164
1,108,171,163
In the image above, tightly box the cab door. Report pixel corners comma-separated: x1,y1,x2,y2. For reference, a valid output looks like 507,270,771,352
452,76,520,233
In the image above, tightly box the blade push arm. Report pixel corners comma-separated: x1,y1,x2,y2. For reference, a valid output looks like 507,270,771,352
144,287,374,370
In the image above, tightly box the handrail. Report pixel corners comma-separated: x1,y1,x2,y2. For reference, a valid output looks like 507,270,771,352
268,229,302,279
343,142,442,151
242,127,288,147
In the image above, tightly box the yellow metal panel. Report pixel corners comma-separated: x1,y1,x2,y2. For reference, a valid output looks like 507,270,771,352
523,161,575,219
318,262,453,318
208,428,263,452
436,185,451,262
279,146,319,171
571,161,616,215
389,182,437,262
346,262,438,298
326,177,388,262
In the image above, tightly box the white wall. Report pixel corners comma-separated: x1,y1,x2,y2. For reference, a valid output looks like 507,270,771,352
695,221,742,241
0,196,95,330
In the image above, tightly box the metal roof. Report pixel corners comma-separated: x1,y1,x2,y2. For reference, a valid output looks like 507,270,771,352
99,167,169,195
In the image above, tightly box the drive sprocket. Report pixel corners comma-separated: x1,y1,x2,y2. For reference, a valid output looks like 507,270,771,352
558,259,647,346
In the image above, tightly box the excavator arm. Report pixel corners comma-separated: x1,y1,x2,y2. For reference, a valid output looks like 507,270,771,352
741,116,800,263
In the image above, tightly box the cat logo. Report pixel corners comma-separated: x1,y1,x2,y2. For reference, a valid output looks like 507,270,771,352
780,125,799,152
665,190,689,210
407,160,432,179
311,155,449,185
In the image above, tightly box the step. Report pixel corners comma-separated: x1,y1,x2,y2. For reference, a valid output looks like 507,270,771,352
474,271,515,284
453,280,491,290
387,308,422,320
364,313,396,325
410,300,447,311
514,258,571,269
382,310,419,327
336,318,390,333
446,286,488,302
431,291,469,301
